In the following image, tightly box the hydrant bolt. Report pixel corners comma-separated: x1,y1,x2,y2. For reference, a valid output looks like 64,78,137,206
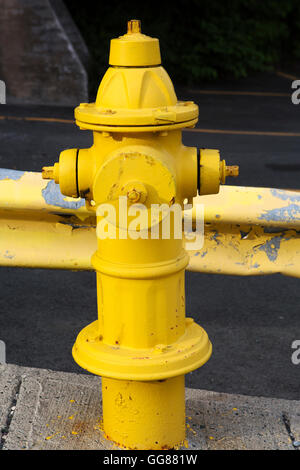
225,165,239,177
124,181,147,204
42,166,55,180
220,159,240,185
42,163,59,184
127,189,141,203
127,19,141,34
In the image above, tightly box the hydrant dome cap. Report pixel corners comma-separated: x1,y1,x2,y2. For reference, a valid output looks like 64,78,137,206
109,20,161,67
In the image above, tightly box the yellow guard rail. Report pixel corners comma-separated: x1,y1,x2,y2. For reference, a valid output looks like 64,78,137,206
0,169,298,278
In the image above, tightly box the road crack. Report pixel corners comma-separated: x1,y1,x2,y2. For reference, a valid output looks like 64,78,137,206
282,413,299,450
0,377,22,449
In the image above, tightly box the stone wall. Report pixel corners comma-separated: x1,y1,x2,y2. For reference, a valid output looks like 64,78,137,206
0,0,89,106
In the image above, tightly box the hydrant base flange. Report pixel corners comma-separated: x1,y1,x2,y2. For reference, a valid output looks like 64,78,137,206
72,319,212,381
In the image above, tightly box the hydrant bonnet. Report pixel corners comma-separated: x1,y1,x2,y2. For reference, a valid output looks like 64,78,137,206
74,20,199,131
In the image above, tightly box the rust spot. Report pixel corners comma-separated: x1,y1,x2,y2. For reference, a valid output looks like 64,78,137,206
99,109,116,115
132,356,150,360
145,155,155,166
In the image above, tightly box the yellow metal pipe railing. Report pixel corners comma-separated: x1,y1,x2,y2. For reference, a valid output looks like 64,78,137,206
187,186,300,278
0,168,299,277
0,169,95,270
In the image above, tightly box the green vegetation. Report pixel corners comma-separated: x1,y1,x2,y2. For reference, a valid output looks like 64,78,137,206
65,0,300,95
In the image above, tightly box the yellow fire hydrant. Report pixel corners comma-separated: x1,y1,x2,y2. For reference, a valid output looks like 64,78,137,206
42,20,238,449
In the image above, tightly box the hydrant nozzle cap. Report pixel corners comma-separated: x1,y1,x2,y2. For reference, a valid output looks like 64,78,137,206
109,19,161,67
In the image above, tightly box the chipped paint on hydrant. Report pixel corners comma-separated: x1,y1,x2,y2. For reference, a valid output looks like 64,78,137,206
41,20,238,450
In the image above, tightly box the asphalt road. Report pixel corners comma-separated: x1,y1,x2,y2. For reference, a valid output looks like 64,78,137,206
0,72,299,399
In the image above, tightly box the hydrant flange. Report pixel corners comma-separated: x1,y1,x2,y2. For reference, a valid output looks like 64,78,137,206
72,318,212,381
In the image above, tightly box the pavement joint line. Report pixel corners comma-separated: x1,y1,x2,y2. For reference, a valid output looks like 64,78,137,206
0,377,21,450
0,115,299,138
282,413,299,450
24,376,43,450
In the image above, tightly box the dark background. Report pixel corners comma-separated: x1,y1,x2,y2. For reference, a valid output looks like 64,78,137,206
65,0,300,96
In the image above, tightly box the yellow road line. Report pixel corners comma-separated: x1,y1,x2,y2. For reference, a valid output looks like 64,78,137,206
0,115,298,137
276,70,298,81
186,128,300,137
25,116,74,124
0,115,74,124
187,89,290,97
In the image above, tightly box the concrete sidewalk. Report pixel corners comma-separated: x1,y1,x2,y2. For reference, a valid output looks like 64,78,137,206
0,364,299,450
